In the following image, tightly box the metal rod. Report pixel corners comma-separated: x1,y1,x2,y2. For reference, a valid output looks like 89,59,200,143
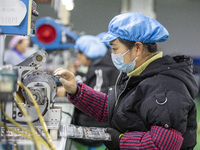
0,34,6,67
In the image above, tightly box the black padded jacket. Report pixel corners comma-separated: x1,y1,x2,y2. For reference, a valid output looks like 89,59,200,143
108,55,199,149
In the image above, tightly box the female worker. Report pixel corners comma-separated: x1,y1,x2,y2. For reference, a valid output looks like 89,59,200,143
54,13,198,150
4,35,30,66
75,35,119,94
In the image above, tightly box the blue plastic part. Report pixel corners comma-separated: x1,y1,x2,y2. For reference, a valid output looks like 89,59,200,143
0,0,33,35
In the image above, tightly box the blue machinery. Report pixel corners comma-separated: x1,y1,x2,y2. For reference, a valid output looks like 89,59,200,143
0,0,38,65
0,0,37,35
31,17,79,50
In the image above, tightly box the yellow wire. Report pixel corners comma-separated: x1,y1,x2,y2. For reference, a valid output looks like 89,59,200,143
0,122,50,148
0,104,51,149
0,103,33,134
17,81,55,150
15,93,41,150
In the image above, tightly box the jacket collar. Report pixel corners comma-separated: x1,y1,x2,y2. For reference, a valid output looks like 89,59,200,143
127,51,163,76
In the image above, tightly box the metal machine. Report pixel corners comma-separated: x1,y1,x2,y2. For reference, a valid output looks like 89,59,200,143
4,50,62,139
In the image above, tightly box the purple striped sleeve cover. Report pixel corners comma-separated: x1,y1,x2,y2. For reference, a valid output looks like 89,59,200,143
67,82,108,122
120,125,183,150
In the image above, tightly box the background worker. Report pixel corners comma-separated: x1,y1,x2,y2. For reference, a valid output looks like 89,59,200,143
4,35,30,66
54,13,198,150
75,35,119,93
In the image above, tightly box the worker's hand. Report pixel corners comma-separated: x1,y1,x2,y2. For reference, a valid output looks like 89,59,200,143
54,68,77,95
103,128,122,150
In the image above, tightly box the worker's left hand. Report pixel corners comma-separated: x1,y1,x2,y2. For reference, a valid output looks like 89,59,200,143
103,128,122,150
54,68,77,95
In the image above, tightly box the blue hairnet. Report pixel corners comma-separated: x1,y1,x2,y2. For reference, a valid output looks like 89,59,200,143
96,32,111,48
75,35,107,59
101,13,169,43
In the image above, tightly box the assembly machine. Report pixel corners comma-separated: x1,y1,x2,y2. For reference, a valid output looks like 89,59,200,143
4,51,62,138
0,50,74,150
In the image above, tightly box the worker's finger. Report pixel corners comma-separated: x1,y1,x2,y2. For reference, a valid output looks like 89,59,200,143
59,77,67,85
54,69,66,76
54,68,64,75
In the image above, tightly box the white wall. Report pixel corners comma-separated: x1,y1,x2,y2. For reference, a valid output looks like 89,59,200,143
156,0,200,57
70,0,121,35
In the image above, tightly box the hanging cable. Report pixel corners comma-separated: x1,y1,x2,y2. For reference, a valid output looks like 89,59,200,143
2,102,9,150
17,81,55,150
0,103,51,149
15,93,41,150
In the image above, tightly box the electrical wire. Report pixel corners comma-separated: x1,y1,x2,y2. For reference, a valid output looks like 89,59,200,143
17,81,55,150
32,96,49,123
62,111,72,118
2,102,9,150
36,128,51,148
15,93,41,150
4,97,48,125
0,103,51,149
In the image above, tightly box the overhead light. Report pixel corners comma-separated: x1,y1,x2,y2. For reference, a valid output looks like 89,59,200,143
61,0,74,11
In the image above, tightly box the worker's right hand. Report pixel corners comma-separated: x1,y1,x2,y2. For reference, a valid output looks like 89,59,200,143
54,68,77,95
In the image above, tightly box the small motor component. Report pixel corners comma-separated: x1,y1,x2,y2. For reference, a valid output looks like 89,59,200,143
22,71,56,106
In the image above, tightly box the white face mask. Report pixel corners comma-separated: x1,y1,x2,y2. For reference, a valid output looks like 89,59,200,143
111,49,138,73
